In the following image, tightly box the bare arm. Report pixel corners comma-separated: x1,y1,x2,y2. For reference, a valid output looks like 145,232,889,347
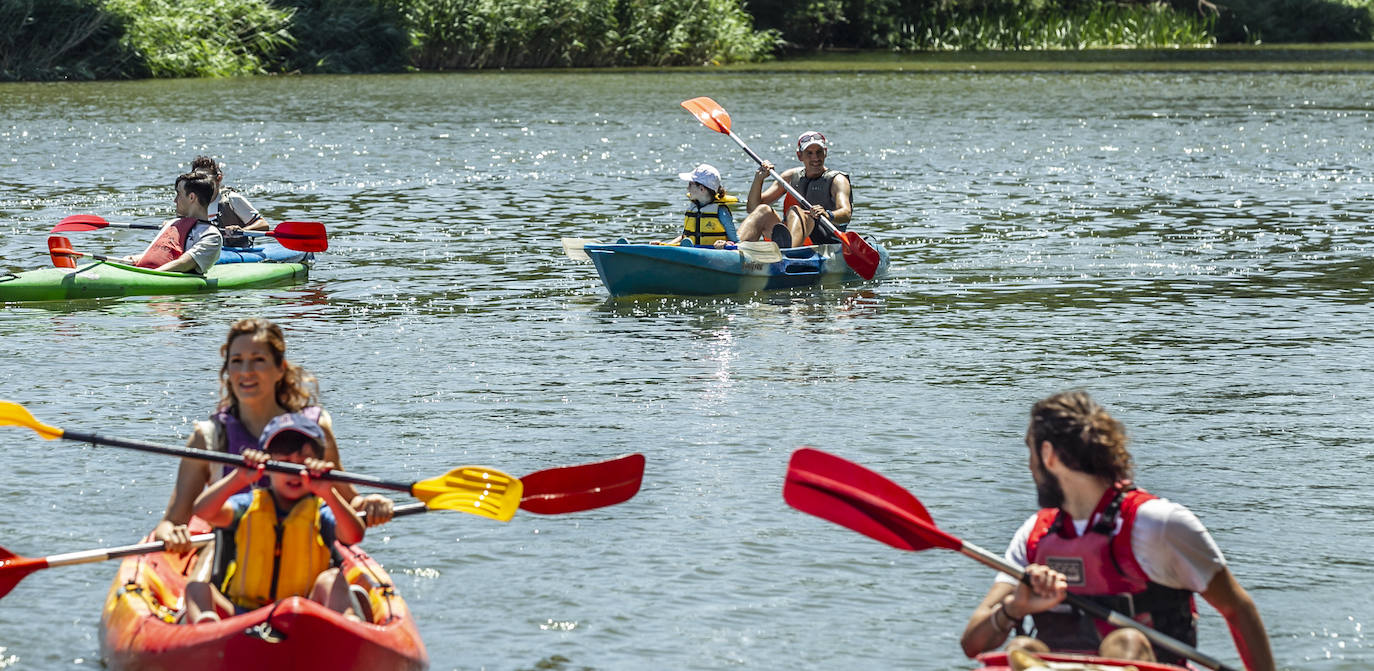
960,565,1067,658
304,457,364,546
153,425,215,551
828,173,852,224
961,581,1018,658
153,252,200,273
1200,567,1275,671
192,455,263,528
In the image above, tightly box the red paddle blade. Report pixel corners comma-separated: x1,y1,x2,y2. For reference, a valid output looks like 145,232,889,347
48,236,78,268
681,97,732,134
839,232,881,280
0,546,47,599
268,221,328,253
520,453,645,514
784,447,961,552
51,214,110,233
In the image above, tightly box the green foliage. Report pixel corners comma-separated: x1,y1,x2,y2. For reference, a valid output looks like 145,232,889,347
277,0,410,73
0,0,126,80
1213,0,1374,42
752,0,1216,50
100,0,295,78
404,0,779,68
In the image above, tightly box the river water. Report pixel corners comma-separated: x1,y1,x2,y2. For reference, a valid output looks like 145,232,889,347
0,70,1370,670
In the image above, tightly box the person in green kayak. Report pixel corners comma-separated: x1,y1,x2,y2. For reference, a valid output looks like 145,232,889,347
152,318,394,554
190,155,272,235
959,391,1275,671
121,171,222,273
732,130,852,249
182,412,366,623
658,163,739,247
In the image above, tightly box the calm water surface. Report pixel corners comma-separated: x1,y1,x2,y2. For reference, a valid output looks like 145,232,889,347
0,71,1371,670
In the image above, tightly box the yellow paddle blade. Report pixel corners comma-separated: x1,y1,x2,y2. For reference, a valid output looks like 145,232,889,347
680,96,731,134
0,401,64,440
410,466,523,522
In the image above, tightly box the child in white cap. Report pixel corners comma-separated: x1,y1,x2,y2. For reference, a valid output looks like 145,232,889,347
659,163,739,247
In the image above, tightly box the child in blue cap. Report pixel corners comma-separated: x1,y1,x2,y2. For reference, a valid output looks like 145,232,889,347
183,412,366,623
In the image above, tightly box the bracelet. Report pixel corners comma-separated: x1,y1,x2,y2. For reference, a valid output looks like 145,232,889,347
825,209,834,221
993,602,1021,632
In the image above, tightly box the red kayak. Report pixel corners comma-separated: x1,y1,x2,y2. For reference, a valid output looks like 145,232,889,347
976,651,1190,671
98,520,427,671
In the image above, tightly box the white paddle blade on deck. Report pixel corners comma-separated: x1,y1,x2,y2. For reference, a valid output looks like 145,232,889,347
737,240,783,264
561,237,601,262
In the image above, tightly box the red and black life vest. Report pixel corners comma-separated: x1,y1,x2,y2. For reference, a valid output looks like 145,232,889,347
1024,485,1197,665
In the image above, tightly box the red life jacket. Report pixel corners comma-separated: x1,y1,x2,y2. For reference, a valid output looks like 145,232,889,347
1024,485,1197,665
135,217,200,269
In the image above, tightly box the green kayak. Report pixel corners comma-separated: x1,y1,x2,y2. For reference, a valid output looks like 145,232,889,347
0,258,308,303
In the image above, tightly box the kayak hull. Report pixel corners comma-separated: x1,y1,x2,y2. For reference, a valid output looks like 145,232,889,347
0,259,308,303
975,651,1190,671
99,524,428,671
583,240,889,297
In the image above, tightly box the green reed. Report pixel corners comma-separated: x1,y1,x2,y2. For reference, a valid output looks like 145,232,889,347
403,0,778,68
101,0,295,77
891,2,1216,50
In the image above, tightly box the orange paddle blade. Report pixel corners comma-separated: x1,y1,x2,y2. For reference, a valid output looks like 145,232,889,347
839,232,881,280
681,97,732,134
47,236,78,268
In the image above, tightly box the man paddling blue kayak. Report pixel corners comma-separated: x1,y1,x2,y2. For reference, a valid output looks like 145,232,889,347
732,130,853,250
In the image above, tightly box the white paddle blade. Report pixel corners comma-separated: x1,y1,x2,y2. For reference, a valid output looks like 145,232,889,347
737,241,783,264
561,237,600,262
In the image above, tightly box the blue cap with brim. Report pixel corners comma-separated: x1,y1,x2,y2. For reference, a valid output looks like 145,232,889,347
259,412,325,452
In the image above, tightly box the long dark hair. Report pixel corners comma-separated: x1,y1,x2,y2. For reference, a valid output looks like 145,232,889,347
1029,391,1133,482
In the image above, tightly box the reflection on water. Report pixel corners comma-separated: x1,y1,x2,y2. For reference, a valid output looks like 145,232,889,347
0,71,1371,670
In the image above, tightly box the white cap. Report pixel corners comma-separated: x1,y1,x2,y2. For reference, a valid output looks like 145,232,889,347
678,163,721,192
797,130,828,151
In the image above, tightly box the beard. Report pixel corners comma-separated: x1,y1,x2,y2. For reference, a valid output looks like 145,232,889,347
1033,458,1066,509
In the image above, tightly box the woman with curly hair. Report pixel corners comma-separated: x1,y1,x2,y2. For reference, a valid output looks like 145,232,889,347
152,318,393,552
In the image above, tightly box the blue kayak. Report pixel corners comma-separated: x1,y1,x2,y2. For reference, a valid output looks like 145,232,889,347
216,243,310,264
583,240,889,297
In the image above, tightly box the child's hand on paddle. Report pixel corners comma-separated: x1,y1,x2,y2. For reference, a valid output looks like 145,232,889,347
235,448,269,482
300,457,338,497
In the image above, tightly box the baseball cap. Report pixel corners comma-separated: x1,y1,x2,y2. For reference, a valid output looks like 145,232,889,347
797,131,828,151
678,163,722,192
259,412,326,454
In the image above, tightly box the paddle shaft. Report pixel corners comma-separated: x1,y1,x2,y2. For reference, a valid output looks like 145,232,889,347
59,428,421,496
717,129,850,248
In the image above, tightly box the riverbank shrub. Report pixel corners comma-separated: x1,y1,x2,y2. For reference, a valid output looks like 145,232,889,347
750,0,1217,50
101,0,295,77
0,0,125,80
1213,0,1374,42
404,0,778,68
279,0,409,73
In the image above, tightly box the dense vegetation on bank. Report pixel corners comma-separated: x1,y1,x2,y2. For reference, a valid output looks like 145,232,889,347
1,0,1370,80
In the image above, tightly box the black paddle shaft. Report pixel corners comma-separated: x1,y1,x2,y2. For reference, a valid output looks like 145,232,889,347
62,429,416,495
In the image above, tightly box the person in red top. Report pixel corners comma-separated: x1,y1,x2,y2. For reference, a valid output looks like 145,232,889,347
959,391,1275,671
123,171,222,273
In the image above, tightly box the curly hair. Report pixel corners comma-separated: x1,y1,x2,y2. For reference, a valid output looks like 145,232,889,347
218,318,318,413
1029,391,1133,482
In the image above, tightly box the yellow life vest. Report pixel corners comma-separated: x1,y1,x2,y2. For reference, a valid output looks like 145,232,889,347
220,489,334,611
682,196,737,246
